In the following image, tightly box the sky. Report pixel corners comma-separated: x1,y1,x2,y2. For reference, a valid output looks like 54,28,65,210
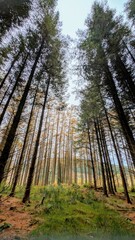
57,0,127,105
58,0,126,38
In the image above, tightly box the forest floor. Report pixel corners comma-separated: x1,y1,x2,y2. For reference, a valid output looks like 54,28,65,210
0,196,36,240
0,185,135,240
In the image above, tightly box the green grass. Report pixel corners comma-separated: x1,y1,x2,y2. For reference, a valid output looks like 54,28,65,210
28,185,135,240
1,184,135,239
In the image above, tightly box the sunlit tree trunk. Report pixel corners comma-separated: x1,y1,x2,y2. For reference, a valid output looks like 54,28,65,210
52,109,60,184
44,120,55,185
9,80,39,196
87,126,97,189
94,119,108,196
20,108,39,186
22,74,50,203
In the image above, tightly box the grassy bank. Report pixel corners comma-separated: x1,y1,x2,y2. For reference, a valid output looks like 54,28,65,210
28,185,135,239
1,184,135,239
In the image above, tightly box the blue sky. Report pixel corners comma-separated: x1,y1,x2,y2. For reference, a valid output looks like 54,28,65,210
57,0,127,38
57,0,127,105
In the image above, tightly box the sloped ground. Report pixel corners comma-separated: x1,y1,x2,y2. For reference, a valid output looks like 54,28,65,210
104,192,135,225
0,186,135,240
0,197,36,240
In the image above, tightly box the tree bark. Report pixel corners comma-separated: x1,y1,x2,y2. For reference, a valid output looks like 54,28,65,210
87,126,97,190
0,50,21,90
105,62,135,168
0,54,29,125
9,79,39,196
0,40,44,184
22,75,50,203
94,119,108,197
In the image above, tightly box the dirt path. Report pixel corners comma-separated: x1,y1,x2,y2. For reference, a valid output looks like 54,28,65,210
0,197,36,240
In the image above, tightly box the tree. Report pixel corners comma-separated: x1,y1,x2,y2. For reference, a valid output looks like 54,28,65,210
0,38,44,183
0,0,31,38
22,0,66,203
125,0,135,24
77,1,135,168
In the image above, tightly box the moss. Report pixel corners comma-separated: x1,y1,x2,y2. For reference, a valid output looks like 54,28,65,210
1,184,135,239
29,186,135,239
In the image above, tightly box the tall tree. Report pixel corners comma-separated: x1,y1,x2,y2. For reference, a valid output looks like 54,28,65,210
0,0,31,38
125,0,135,24
77,1,135,168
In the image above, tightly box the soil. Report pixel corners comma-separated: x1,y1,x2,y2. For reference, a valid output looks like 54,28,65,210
0,196,36,240
0,192,135,239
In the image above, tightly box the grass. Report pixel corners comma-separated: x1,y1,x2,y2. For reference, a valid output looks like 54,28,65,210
1,184,135,239
28,185,135,240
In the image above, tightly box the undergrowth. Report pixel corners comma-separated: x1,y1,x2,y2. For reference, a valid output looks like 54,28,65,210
28,185,135,240
1,184,135,239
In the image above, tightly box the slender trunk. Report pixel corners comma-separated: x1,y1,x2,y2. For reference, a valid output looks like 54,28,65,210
34,108,50,185
98,121,112,194
123,41,135,64
100,91,117,192
20,108,39,186
80,158,83,185
0,79,13,105
0,54,29,125
22,75,50,203
9,80,39,196
105,62,135,168
52,110,60,184
116,54,135,103
84,154,87,184
104,111,131,203
0,114,13,155
69,125,73,184
100,123,115,194
74,150,77,184
87,126,97,190
57,113,64,184
39,117,50,185
94,119,108,196
61,128,66,183
0,40,44,184
86,148,91,185
0,50,21,90
44,122,54,185
3,136,17,184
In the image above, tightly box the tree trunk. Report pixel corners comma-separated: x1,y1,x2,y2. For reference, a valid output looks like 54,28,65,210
44,120,54,185
0,50,21,90
94,119,108,197
9,79,39,196
116,54,135,103
104,109,131,203
52,110,60,184
20,108,39,186
0,54,29,125
22,75,50,203
87,126,97,190
0,39,44,184
105,62,135,168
